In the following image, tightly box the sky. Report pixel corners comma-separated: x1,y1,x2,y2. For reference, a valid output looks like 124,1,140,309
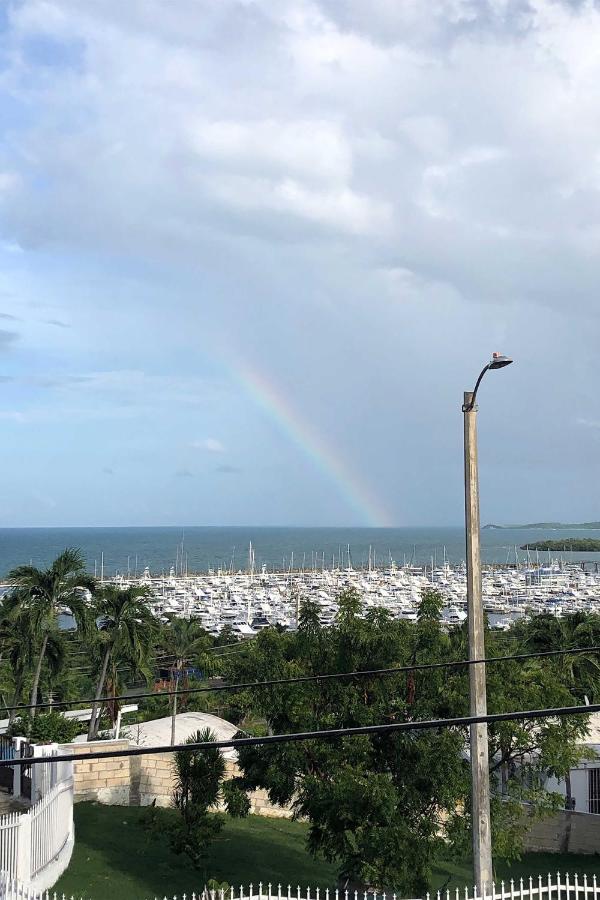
0,0,600,528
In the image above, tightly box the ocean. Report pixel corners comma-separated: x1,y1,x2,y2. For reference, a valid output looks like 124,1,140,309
0,525,599,578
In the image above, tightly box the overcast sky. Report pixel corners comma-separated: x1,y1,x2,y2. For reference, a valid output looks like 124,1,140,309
0,0,599,528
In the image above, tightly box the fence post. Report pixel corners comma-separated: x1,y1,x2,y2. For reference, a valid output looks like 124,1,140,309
31,744,59,802
16,811,32,884
11,739,26,799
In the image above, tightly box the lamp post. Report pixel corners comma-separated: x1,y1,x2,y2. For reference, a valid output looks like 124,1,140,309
463,352,513,895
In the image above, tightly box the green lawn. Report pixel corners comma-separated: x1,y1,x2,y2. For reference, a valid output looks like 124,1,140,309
430,855,600,893
56,804,600,900
56,804,338,900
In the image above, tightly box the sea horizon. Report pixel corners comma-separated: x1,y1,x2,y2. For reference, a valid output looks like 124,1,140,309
0,524,599,579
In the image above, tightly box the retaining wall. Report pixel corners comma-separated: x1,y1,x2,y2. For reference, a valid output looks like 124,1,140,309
524,811,600,855
63,741,291,817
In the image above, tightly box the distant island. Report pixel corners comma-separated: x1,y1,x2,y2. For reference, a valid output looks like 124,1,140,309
484,522,600,530
520,539,600,552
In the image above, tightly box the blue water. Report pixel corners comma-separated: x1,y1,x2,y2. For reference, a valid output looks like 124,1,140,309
0,526,599,578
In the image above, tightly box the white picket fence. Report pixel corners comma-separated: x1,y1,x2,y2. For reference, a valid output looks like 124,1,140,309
2,868,597,900
150,873,600,900
30,777,73,879
31,759,72,807
0,762,73,893
0,872,84,899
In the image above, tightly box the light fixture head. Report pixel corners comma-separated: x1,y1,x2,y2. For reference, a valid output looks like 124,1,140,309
488,352,513,370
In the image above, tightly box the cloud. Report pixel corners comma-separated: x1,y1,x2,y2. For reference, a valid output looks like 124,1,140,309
44,318,70,328
0,330,18,348
193,438,225,453
2,1,600,526
0,411,28,422
1,0,599,316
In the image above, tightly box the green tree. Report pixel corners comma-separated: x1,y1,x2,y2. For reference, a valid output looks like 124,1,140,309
224,590,589,893
0,596,38,723
504,611,600,810
161,616,214,745
518,612,600,702
225,589,463,894
87,583,157,740
8,710,81,743
7,549,95,718
170,727,247,870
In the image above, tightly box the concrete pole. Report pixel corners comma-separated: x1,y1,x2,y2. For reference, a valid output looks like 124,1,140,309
464,390,493,895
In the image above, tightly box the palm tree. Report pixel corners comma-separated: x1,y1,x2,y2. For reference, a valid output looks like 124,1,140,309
518,611,600,808
87,583,157,740
161,616,213,745
521,612,600,700
8,548,95,718
0,596,36,723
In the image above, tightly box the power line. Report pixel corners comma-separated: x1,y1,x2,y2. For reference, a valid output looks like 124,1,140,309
3,643,600,716
1,699,597,768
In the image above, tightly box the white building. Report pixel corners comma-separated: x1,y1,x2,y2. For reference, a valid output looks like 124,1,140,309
543,713,600,814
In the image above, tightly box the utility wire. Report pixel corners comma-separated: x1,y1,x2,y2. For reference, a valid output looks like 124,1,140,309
1,700,597,768
2,644,599,716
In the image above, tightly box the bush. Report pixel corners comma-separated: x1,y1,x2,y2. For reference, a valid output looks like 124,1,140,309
7,712,81,744
170,727,227,869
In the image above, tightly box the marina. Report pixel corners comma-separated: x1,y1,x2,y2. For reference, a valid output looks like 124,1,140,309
102,549,600,637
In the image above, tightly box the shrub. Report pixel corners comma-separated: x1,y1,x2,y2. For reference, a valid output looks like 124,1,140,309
7,712,81,744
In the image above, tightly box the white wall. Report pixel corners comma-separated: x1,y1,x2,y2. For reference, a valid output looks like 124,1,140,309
545,743,600,814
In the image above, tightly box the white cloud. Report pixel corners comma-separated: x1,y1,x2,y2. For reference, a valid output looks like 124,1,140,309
187,119,353,184
576,418,600,430
2,0,600,525
0,0,599,313
192,438,226,453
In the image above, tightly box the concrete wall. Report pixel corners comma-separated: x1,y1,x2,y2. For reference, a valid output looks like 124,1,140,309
525,811,600,855
63,741,292,817
545,765,593,814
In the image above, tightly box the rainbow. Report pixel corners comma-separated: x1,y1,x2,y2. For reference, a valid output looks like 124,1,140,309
233,359,394,527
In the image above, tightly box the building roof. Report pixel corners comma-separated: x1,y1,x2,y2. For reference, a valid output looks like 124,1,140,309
0,704,139,735
121,711,240,759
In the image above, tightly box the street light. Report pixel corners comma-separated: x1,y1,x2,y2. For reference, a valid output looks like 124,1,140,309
463,352,513,894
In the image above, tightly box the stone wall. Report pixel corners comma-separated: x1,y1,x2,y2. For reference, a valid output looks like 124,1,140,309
225,762,292,819
524,811,600,855
66,740,131,806
130,751,177,807
62,741,292,817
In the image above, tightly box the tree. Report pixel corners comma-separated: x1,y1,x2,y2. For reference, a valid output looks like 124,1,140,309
505,611,600,810
87,583,157,740
8,549,96,718
223,589,589,893
170,727,247,870
513,612,600,701
8,711,81,744
0,595,38,723
161,617,214,745
224,589,466,894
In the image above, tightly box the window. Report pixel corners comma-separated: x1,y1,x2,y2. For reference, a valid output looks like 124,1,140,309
588,768,600,814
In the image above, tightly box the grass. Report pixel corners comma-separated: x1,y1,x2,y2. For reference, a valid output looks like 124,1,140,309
55,804,600,900
55,804,337,900
430,854,600,893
